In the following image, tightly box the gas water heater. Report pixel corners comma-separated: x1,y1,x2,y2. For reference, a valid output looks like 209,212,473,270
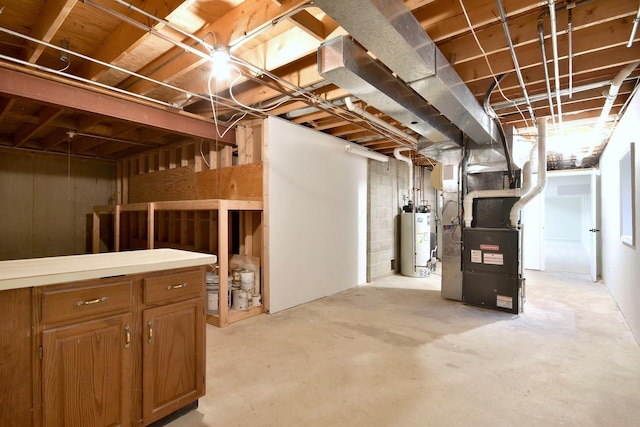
400,211,433,277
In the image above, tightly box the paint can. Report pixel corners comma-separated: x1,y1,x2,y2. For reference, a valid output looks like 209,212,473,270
206,271,219,285
206,284,219,315
232,289,250,311
232,268,244,284
240,270,254,290
252,294,261,307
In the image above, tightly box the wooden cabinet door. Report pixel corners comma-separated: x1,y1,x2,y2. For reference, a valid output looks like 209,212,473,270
142,298,205,424
42,314,132,427
0,288,33,427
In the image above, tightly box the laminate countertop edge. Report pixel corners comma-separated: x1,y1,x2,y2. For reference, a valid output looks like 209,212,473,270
0,249,217,291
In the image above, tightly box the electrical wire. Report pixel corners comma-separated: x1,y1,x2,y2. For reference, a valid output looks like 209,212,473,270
89,0,419,153
227,65,307,113
207,66,248,139
457,0,532,130
57,52,70,72
199,139,211,169
484,73,515,185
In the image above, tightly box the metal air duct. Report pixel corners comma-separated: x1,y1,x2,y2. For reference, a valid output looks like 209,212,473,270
314,0,499,148
318,36,462,152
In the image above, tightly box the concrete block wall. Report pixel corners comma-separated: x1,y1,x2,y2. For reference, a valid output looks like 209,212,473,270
367,157,437,282
367,158,405,281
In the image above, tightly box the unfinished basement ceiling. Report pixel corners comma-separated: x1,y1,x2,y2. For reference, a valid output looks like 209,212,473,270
0,0,638,169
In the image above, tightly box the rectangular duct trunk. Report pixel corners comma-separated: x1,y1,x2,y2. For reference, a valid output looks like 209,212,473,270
314,0,499,147
318,36,462,149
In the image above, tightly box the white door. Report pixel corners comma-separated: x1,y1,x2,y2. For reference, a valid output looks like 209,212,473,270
590,170,601,281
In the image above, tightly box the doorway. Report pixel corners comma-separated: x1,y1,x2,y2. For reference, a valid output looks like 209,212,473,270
523,170,597,277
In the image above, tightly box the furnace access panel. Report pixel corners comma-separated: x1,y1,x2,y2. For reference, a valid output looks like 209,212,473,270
462,227,523,313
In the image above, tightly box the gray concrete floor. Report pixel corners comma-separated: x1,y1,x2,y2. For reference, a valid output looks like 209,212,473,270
545,239,591,275
167,268,640,426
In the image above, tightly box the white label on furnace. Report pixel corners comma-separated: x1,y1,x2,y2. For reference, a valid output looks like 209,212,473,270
471,250,482,263
484,253,504,265
497,295,513,309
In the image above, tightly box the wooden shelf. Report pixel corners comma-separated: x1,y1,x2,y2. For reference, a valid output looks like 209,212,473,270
206,305,263,327
93,199,266,328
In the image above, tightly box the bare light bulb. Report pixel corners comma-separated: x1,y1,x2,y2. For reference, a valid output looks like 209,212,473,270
210,45,231,80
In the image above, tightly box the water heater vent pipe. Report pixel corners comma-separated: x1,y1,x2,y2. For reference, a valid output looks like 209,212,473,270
394,147,414,204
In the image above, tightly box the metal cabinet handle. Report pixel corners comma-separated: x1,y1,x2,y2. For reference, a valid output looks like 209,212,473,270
166,282,187,290
75,296,108,306
124,325,131,348
147,321,153,343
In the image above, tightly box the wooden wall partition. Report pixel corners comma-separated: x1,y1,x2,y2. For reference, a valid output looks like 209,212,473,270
111,120,264,254
94,119,267,326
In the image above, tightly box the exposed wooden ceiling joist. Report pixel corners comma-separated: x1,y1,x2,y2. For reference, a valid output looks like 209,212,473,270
0,0,637,168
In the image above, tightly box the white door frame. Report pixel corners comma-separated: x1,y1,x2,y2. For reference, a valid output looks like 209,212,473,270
590,170,601,281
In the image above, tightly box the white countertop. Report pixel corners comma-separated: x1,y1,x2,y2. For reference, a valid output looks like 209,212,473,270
0,249,217,291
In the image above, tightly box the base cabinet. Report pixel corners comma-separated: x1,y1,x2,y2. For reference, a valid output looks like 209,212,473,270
142,299,205,423
32,267,206,427
0,288,33,427
42,314,133,427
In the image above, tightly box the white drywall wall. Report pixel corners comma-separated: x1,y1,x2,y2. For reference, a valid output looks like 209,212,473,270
265,117,367,313
600,90,640,345
522,183,544,270
545,197,583,240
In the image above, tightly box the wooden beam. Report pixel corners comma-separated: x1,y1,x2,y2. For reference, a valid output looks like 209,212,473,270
219,0,311,46
416,0,542,42
437,1,639,67
119,0,310,96
404,0,436,10
0,65,233,144
26,0,77,63
496,83,635,117
80,0,187,81
217,200,229,326
290,10,327,41
14,106,62,147
40,128,73,151
452,17,637,85
504,106,622,128
467,44,640,100
0,97,15,123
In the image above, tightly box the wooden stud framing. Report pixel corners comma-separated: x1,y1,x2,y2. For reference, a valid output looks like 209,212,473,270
92,199,264,327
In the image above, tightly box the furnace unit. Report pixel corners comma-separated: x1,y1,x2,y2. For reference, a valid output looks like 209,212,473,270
462,227,524,313
461,172,526,314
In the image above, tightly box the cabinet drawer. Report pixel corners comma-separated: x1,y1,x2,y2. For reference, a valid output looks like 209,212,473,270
144,269,203,305
42,281,132,326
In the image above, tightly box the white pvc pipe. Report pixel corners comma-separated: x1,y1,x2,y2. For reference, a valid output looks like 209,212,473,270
345,97,419,147
462,157,533,228
586,60,640,157
600,61,640,124
394,147,414,203
549,0,563,128
496,0,536,124
509,119,548,228
627,6,640,48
